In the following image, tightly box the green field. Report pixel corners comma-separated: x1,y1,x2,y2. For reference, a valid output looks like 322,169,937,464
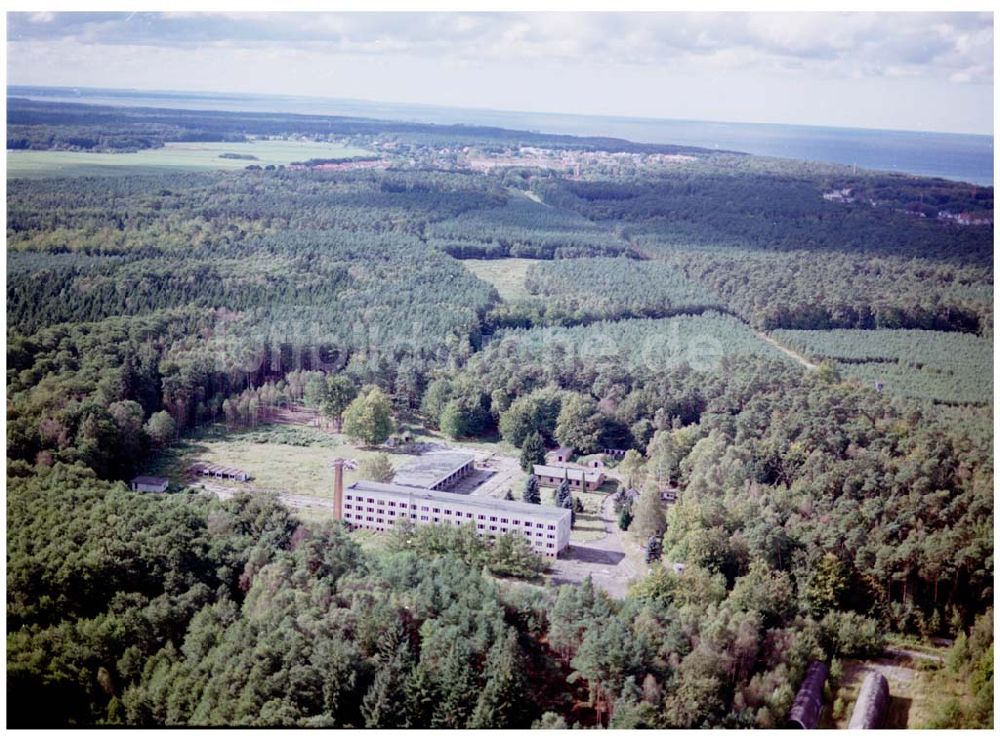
147,423,413,500
463,258,540,301
7,140,374,178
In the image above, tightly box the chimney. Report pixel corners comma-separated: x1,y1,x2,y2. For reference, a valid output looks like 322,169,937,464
330,458,357,520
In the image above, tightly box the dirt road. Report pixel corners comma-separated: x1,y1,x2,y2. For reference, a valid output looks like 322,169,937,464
755,330,817,370
548,494,641,599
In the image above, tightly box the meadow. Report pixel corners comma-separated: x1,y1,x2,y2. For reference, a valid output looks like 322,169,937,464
6,139,373,177
146,423,415,500
463,257,539,301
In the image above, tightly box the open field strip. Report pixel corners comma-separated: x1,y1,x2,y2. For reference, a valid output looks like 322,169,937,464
7,139,373,177
462,257,540,302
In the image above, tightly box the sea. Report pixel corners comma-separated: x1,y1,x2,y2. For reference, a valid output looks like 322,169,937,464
9,85,994,186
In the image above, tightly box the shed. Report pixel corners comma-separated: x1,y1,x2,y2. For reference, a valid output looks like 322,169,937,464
550,446,574,463
787,660,828,729
131,476,169,493
580,453,607,469
848,671,890,729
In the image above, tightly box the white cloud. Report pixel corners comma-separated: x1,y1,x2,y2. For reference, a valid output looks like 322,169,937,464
6,12,993,134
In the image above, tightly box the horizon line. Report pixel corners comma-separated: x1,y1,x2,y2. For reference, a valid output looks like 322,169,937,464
8,82,994,140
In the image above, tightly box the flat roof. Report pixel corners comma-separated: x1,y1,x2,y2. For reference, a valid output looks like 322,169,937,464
534,464,603,482
392,450,476,489
131,476,169,486
346,480,571,521
191,462,250,477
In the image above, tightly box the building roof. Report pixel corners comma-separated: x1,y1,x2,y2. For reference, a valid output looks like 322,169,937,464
192,462,251,478
346,480,570,521
131,476,169,487
392,450,476,489
551,446,574,459
533,464,603,483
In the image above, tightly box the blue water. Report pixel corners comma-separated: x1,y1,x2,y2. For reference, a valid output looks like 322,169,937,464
9,85,994,186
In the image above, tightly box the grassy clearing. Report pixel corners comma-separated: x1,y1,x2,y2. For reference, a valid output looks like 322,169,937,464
462,258,540,302
148,423,414,499
541,482,618,544
7,140,373,178
827,640,966,729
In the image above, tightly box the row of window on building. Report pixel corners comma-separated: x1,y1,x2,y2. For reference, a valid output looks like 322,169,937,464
342,493,557,552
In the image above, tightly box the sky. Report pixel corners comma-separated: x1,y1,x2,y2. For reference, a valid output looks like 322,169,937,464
5,10,995,134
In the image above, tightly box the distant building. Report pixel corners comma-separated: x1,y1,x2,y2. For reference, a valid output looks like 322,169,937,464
533,464,605,492
938,210,993,226
660,487,679,503
131,476,169,493
392,450,475,491
191,463,251,482
342,480,572,557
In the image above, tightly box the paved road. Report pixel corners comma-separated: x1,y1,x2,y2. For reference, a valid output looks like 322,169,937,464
548,494,638,599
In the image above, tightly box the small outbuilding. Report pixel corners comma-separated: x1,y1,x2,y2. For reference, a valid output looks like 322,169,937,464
580,453,608,469
549,446,574,463
660,487,679,503
131,476,169,493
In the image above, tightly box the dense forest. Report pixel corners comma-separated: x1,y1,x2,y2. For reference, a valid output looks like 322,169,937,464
487,257,727,327
657,247,992,335
5,97,993,729
771,329,992,406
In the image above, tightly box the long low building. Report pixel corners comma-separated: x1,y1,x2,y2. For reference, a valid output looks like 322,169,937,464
190,462,251,482
533,464,605,492
392,450,475,491
341,480,572,558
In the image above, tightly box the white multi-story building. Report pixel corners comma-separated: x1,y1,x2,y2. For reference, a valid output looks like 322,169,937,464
341,480,572,558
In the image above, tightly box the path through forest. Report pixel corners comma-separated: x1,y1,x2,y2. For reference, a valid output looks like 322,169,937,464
755,330,818,370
